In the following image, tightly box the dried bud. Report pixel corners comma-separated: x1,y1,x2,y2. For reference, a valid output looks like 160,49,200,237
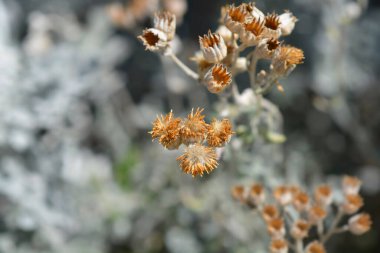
342,176,362,195
224,5,250,33
177,143,218,177
271,45,304,77
278,11,297,36
138,28,168,52
203,64,232,94
293,191,310,212
232,185,247,203
267,218,286,238
154,11,176,40
262,204,279,222
291,219,310,239
207,118,234,147
305,241,326,253
180,108,209,146
263,13,282,39
256,38,280,59
199,31,227,63
240,17,265,46
342,194,363,214
348,213,372,235
273,185,293,206
249,183,266,205
308,205,327,224
270,239,288,253
250,5,265,20
314,185,333,206
150,110,182,149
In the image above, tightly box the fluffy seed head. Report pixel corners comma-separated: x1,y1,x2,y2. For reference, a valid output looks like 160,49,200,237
150,110,182,149
180,108,209,145
203,64,232,94
177,143,218,177
272,45,304,77
207,118,234,147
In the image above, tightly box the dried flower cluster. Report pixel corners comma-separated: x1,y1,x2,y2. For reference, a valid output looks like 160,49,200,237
150,109,234,177
232,176,372,253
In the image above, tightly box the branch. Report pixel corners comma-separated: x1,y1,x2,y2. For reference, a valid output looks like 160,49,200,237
167,52,199,80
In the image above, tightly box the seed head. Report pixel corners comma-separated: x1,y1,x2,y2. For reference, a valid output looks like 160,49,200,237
150,110,182,149
203,64,232,94
305,241,326,253
138,28,168,52
199,31,227,63
180,108,209,146
348,213,372,235
240,17,265,46
270,239,288,253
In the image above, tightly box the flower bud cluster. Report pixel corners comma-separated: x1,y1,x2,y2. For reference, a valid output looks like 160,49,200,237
232,176,371,253
150,108,234,177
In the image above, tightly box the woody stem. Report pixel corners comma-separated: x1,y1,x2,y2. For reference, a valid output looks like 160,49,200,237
167,52,199,80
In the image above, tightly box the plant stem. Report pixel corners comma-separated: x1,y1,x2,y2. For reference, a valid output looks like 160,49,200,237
167,52,199,80
321,208,345,243
295,239,303,253
248,51,258,91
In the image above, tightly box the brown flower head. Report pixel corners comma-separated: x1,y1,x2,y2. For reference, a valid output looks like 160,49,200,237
150,110,182,149
342,175,362,195
232,185,247,203
224,4,250,33
267,218,286,238
291,219,310,239
240,17,265,46
180,108,209,146
154,11,176,40
293,191,310,212
177,143,218,177
272,45,304,77
308,205,327,224
305,241,326,253
263,13,281,38
138,28,168,52
256,38,280,59
249,183,266,205
203,64,232,94
342,194,363,214
349,213,372,235
262,204,279,222
273,185,293,206
270,239,288,253
314,185,333,206
199,31,227,63
206,118,234,147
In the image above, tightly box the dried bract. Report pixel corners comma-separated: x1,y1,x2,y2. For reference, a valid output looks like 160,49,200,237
224,4,250,33
154,11,176,40
177,143,218,177
203,64,232,94
138,28,168,52
263,13,281,38
240,17,265,46
199,31,227,63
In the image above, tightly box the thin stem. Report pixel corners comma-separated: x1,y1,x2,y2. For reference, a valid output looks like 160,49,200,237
248,50,258,91
321,208,345,243
231,80,240,102
167,52,199,80
295,239,303,253
317,220,324,238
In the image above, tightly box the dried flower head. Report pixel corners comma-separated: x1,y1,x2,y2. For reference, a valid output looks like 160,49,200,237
150,111,182,149
154,11,176,40
314,185,333,206
267,218,286,238
240,18,265,46
249,183,266,205
305,241,326,253
262,204,279,222
272,45,304,77
138,28,168,52
342,194,363,214
273,185,293,206
232,185,247,203
293,191,310,212
207,118,234,147
203,64,232,94
180,108,209,146
270,239,288,253
278,11,297,36
224,4,250,33
291,219,310,239
348,213,372,235
256,38,280,59
199,31,227,63
342,175,362,195
263,13,281,38
308,205,327,224
177,143,218,177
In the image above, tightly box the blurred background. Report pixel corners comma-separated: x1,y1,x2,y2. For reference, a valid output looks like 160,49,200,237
0,0,379,252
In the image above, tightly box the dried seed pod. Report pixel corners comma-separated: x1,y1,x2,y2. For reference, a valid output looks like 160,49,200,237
203,64,232,94
199,31,227,63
